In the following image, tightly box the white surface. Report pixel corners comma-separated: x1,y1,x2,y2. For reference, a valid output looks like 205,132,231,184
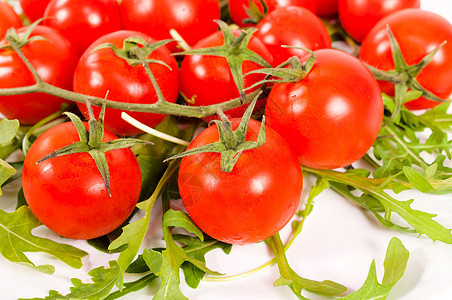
2,0,452,299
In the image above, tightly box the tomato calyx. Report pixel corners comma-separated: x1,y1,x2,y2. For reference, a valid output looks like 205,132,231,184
0,18,49,51
242,0,269,25
364,26,447,122
165,95,266,172
245,48,316,90
175,20,272,101
91,36,174,68
37,99,151,196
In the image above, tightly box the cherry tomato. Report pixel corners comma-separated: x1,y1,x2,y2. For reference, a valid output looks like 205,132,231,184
255,6,331,66
119,0,220,52
0,25,78,125
338,0,420,42
73,30,179,136
19,0,51,22
359,9,452,110
179,29,272,121
178,118,303,245
44,0,122,55
265,49,383,169
228,0,317,27
22,121,141,240
0,1,22,39
315,0,338,17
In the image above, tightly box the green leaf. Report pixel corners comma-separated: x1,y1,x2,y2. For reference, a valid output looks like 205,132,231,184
0,119,20,144
161,209,204,241
0,159,16,196
402,166,435,193
143,248,164,274
26,261,123,300
382,238,409,286
306,167,452,243
109,161,181,275
341,237,409,300
0,206,87,273
151,209,224,300
104,273,157,300
108,216,150,270
0,119,21,160
174,235,231,289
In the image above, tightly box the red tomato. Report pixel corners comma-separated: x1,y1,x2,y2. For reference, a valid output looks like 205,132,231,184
0,25,78,125
316,0,338,17
359,9,452,110
19,0,51,22
338,0,420,42
0,1,22,39
179,29,272,121
73,30,179,136
22,121,141,240
265,49,383,169
178,118,303,245
44,0,122,55
255,6,331,66
228,0,317,27
119,0,220,52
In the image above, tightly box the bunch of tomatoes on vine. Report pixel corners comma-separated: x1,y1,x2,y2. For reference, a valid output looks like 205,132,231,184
1,0,452,299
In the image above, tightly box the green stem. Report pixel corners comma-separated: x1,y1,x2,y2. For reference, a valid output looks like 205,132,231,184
6,34,44,85
0,80,263,118
132,47,168,105
266,233,291,278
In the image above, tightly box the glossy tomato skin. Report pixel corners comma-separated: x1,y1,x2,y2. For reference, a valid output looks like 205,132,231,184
73,30,179,136
119,0,220,52
0,1,22,39
338,0,420,42
178,119,303,245
19,0,51,22
266,49,383,170
22,121,142,240
179,30,272,121
316,0,338,17
44,0,122,55
359,9,452,110
255,6,331,66
229,0,317,27
0,25,78,125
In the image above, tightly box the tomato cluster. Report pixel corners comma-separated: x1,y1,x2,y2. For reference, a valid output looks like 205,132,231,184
0,0,451,245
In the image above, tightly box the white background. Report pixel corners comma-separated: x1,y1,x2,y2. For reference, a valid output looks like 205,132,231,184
2,0,452,299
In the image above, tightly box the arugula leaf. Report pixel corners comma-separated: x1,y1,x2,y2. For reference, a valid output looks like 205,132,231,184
305,167,452,243
0,159,16,196
175,235,232,289
25,261,123,300
147,209,224,300
104,273,157,300
341,237,409,300
369,97,452,194
0,206,87,273
108,161,180,273
0,119,20,144
0,119,20,159
266,233,347,298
